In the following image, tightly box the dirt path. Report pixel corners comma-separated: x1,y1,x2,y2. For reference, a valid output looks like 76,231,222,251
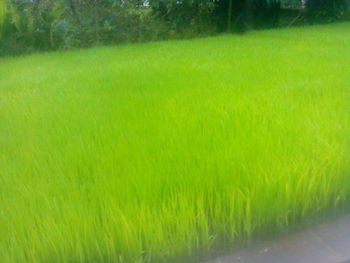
205,215,350,263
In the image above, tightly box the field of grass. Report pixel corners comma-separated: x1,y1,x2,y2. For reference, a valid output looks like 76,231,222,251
1,23,350,263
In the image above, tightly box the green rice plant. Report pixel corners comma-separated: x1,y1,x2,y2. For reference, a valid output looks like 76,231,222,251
1,22,350,263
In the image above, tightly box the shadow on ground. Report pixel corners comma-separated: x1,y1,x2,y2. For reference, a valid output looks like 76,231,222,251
205,215,350,263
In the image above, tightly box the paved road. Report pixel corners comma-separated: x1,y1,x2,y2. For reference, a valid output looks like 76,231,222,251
205,215,350,263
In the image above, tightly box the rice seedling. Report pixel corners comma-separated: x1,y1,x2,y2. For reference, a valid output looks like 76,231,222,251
1,22,350,263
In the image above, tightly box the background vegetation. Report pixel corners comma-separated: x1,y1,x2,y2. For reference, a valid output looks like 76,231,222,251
1,23,350,263
0,0,349,56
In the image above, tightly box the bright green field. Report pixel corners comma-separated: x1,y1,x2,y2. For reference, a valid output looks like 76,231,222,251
1,23,350,263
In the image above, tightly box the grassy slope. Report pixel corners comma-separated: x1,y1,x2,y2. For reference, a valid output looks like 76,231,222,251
1,23,350,263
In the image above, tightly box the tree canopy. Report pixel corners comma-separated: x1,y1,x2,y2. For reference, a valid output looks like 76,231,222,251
0,0,348,56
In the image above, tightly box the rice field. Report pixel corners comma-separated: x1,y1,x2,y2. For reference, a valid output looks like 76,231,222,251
1,23,350,263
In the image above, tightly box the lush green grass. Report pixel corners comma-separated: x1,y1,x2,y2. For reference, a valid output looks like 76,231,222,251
1,23,350,263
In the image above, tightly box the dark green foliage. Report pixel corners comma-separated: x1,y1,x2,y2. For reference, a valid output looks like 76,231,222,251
213,0,281,33
253,0,281,29
149,0,217,37
0,0,66,55
213,0,247,32
306,0,348,22
0,0,349,56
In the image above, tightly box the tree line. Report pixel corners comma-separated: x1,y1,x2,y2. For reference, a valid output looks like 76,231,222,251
0,0,348,56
